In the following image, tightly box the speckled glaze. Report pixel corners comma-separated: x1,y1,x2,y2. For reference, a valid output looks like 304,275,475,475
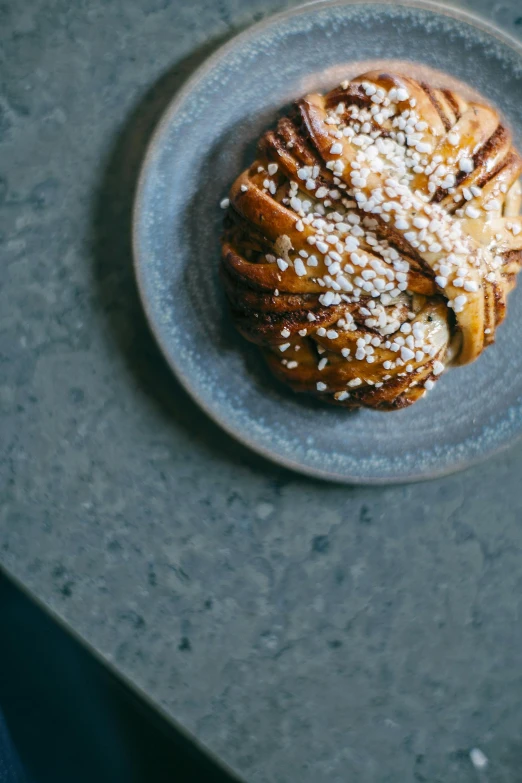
134,0,522,484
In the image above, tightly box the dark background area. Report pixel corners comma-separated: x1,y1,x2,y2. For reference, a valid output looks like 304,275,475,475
0,570,238,783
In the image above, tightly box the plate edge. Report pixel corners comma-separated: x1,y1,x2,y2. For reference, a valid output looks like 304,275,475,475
131,0,522,485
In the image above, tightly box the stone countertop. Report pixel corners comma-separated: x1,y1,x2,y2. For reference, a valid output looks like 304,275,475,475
2,1,522,781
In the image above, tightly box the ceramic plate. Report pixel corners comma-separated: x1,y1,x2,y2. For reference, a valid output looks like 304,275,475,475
133,0,522,483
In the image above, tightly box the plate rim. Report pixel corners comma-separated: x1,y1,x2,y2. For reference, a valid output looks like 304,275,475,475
133,0,522,485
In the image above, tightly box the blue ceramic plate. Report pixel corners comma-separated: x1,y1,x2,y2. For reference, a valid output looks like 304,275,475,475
133,0,522,483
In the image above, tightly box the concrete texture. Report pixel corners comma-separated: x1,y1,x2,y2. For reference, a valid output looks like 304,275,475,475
1,1,522,781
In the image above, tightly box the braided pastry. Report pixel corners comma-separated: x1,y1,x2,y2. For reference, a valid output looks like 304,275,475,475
221,71,522,409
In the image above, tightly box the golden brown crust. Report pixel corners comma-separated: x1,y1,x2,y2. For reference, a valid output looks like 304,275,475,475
220,71,522,409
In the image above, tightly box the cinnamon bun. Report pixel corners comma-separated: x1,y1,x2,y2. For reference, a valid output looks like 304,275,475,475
221,71,522,409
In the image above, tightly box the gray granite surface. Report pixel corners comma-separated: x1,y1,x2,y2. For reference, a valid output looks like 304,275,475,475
2,1,522,781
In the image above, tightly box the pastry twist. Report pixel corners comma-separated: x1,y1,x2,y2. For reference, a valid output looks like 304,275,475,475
221,71,522,409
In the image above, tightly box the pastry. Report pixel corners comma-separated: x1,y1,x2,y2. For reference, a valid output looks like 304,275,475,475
221,71,522,409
